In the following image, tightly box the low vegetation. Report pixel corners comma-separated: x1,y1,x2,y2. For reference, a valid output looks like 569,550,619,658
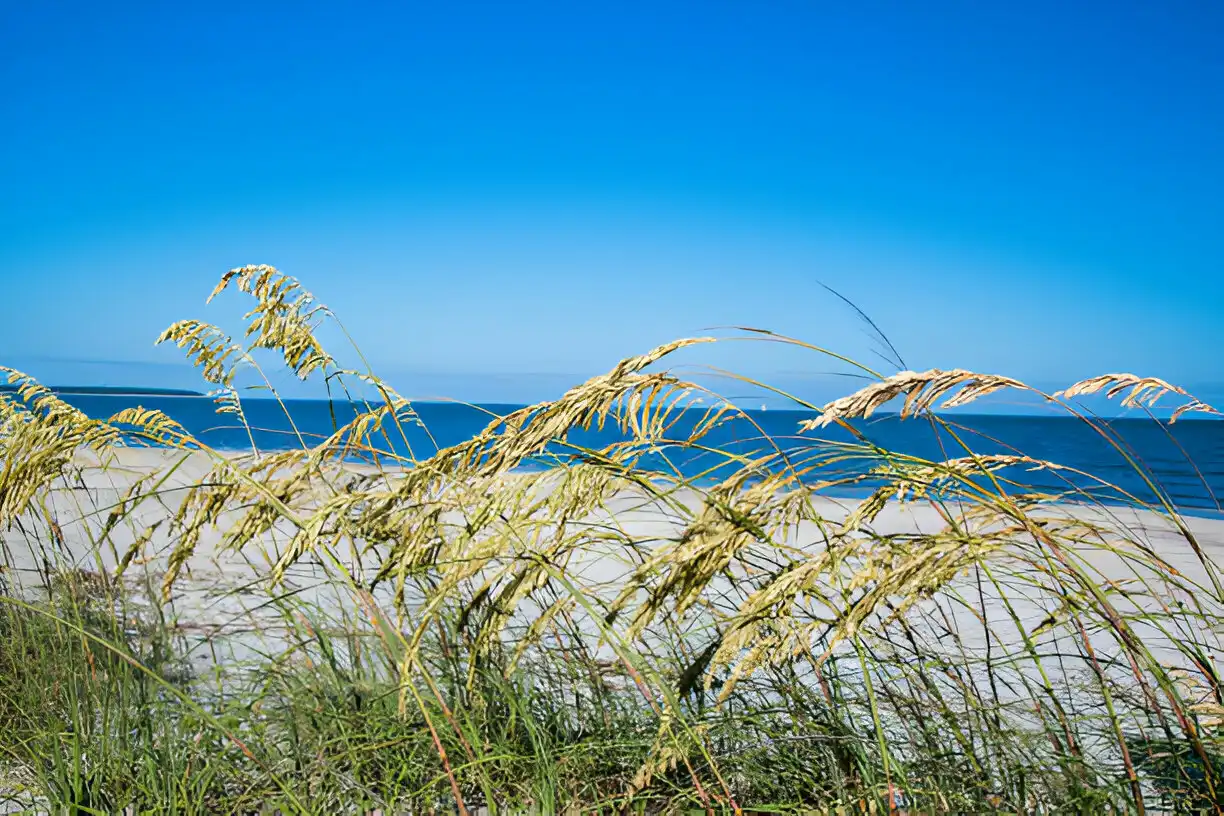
2,265,1223,813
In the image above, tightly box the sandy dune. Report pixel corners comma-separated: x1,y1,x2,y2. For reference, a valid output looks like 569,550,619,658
4,446,1223,685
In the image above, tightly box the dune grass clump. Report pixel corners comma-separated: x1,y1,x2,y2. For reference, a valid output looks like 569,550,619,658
2,264,1224,813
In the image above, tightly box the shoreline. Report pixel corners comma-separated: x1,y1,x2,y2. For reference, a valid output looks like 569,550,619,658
2,446,1221,669
65,443,1224,520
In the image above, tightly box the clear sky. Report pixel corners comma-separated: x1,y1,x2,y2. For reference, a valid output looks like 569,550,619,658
2,1,1222,404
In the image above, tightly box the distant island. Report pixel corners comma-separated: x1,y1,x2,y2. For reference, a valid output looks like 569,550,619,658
0,385,205,397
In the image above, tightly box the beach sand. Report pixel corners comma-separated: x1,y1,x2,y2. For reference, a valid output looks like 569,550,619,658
4,446,1224,680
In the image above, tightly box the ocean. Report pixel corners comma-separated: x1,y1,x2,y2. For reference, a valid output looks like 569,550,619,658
48,393,1224,517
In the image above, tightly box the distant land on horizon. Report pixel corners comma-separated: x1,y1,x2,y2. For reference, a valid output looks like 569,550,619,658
5,356,1223,419
3,385,1219,424
0,384,206,397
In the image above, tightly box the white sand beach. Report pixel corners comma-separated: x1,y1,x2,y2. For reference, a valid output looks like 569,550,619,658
5,446,1224,682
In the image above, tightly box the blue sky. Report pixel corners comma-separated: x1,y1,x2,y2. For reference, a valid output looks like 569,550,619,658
2,1,1222,405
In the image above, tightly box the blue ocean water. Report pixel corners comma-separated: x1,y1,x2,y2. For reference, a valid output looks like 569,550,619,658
52,394,1224,516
